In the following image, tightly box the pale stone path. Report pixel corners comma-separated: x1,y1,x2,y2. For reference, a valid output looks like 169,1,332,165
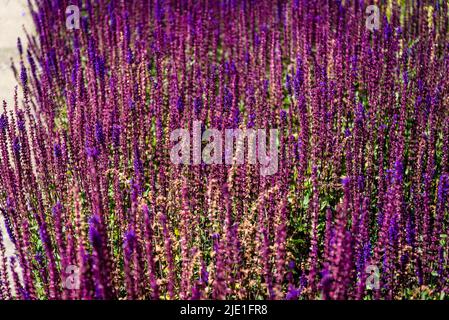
0,0,32,106
1,0,33,292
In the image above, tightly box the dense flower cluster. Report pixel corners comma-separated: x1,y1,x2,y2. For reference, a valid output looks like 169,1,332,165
0,0,449,300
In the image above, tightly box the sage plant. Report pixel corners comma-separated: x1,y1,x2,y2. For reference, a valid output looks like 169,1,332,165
0,0,448,300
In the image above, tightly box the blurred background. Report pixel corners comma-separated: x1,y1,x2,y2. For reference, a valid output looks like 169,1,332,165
0,0,32,108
